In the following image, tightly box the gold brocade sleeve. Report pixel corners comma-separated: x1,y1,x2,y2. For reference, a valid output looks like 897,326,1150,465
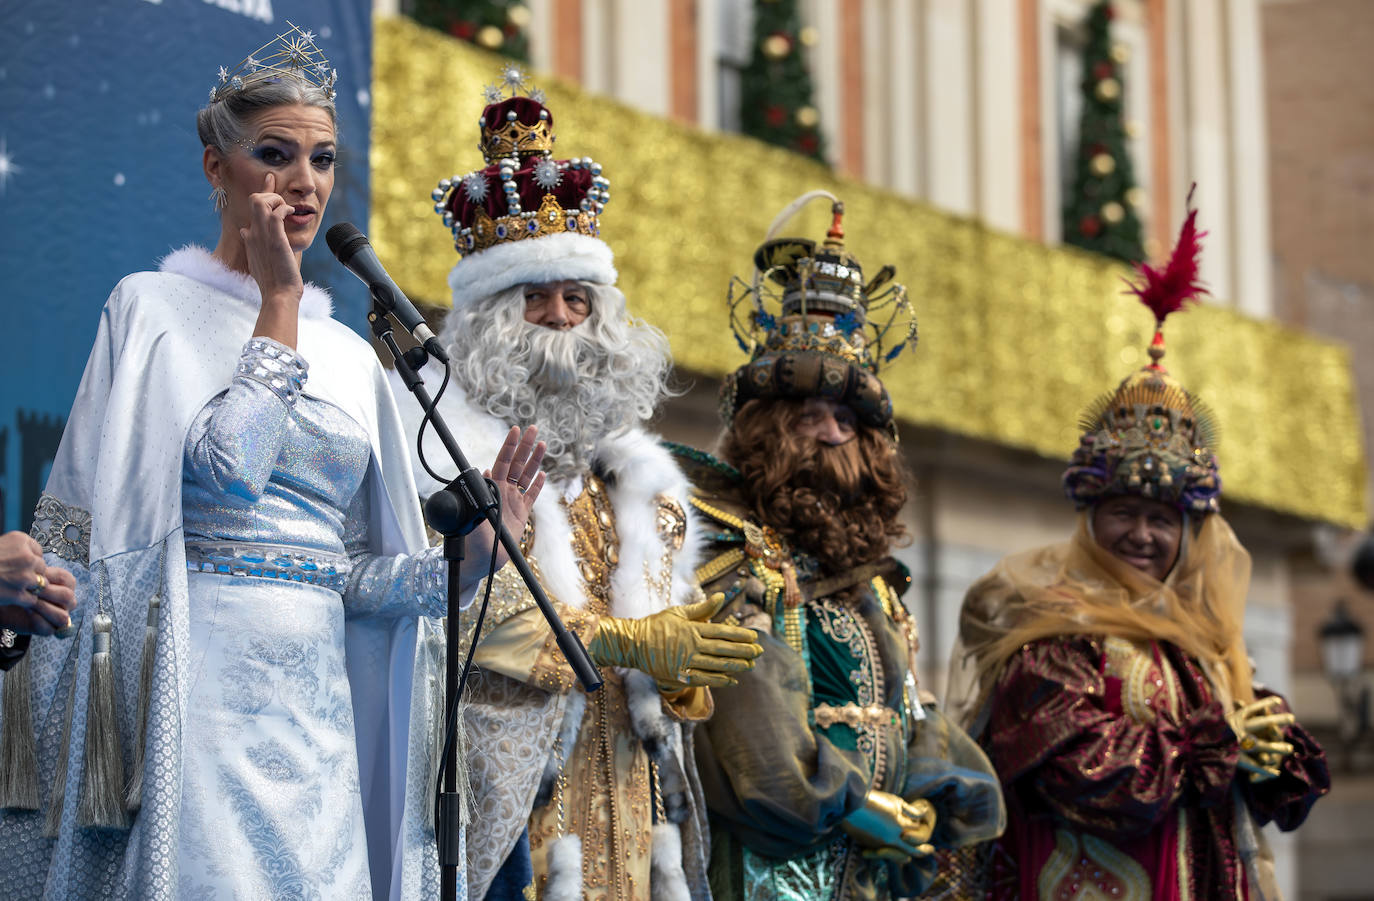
469,563,602,693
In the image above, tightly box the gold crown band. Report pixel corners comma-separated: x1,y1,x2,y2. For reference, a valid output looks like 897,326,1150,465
453,193,600,256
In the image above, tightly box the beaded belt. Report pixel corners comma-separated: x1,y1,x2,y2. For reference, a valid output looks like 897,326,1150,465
184,541,351,592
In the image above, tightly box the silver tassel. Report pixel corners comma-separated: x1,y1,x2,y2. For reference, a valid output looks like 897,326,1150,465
124,594,159,811
43,658,79,837
0,655,39,809
76,612,128,829
425,623,473,831
423,647,444,833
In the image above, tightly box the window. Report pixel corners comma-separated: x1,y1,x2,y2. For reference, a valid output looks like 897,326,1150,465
716,0,753,133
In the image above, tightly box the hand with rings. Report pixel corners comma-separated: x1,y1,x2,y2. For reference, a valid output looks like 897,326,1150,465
459,426,547,581
0,531,78,637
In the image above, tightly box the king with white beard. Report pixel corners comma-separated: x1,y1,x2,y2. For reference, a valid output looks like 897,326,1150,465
392,78,761,901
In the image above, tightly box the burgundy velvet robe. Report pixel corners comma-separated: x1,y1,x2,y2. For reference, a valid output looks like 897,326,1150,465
980,635,1328,900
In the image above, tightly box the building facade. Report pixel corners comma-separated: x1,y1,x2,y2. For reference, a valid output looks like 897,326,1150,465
375,3,1371,895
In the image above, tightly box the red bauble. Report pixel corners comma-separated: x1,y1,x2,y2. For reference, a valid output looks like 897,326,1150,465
1104,2,1116,20
1094,61,1114,80
451,20,476,40
1080,215,1102,237
797,132,819,155
765,105,788,127
504,24,519,37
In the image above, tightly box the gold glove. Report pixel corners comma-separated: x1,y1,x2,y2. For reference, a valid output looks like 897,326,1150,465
841,790,936,861
587,592,763,690
1226,696,1296,783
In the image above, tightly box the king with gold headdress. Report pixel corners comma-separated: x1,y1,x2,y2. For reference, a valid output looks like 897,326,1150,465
394,66,765,901
669,191,1004,901
946,191,1331,900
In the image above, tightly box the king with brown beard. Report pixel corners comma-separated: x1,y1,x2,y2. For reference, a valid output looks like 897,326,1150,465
670,193,1005,901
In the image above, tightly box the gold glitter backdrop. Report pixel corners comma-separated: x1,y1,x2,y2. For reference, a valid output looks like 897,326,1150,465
371,17,1367,528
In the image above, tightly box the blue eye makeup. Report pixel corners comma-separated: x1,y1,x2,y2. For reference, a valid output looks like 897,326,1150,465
251,145,289,165
248,144,336,171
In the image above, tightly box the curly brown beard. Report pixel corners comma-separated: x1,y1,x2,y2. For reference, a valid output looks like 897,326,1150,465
720,399,909,574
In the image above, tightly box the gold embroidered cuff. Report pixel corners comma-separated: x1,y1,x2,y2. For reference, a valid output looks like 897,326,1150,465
661,685,714,722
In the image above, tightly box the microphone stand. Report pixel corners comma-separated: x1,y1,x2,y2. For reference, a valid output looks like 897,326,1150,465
369,311,603,901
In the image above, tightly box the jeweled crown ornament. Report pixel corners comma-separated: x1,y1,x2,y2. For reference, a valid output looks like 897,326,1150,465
1063,187,1222,516
721,190,917,435
431,65,608,258
209,21,338,103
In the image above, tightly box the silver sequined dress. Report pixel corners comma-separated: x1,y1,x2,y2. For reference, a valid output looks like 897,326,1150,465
174,337,446,899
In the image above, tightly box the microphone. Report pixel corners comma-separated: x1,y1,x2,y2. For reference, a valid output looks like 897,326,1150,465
326,223,449,363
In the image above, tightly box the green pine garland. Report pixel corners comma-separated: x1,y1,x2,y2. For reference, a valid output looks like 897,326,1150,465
410,0,531,63
1063,0,1145,264
740,0,827,163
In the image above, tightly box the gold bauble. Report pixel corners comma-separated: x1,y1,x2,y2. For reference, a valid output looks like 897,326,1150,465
762,34,791,59
795,106,819,128
1101,201,1125,224
1124,119,1142,138
1125,187,1146,208
1090,153,1116,176
799,26,820,47
1095,77,1121,101
476,25,504,49
506,4,532,28
1110,43,1130,64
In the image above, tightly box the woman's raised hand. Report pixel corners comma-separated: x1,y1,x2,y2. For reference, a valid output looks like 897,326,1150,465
244,172,305,346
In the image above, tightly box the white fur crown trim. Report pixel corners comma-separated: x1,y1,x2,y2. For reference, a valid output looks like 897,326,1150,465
447,232,617,310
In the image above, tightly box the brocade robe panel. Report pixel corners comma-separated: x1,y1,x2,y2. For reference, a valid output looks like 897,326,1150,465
983,635,1329,900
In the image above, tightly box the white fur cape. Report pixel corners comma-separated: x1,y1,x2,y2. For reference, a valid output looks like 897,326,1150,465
4,246,443,900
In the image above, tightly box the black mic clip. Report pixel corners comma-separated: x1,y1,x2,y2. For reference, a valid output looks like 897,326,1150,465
402,344,430,373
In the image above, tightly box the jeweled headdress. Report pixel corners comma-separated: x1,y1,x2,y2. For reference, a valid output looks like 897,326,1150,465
430,66,616,310
720,190,917,435
1063,189,1222,516
208,21,337,103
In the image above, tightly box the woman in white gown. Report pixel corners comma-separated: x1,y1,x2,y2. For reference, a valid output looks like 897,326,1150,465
0,25,543,900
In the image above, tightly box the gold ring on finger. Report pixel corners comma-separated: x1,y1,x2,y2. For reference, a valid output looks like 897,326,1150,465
28,572,47,595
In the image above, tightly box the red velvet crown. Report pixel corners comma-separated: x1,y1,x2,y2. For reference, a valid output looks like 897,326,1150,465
431,93,610,258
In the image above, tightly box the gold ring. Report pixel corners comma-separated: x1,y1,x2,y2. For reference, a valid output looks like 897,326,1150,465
28,572,47,595
506,476,521,485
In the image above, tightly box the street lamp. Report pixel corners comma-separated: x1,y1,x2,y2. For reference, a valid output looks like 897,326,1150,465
1319,599,1369,761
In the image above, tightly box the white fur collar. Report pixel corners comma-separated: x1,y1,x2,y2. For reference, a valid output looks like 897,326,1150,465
392,369,705,618
158,245,334,319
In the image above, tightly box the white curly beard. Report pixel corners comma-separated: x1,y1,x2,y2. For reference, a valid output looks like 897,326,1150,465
442,283,672,484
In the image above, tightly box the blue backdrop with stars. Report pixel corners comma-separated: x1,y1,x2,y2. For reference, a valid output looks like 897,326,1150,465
0,0,372,533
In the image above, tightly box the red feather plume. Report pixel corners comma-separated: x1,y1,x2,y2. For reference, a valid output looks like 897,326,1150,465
1124,185,1210,325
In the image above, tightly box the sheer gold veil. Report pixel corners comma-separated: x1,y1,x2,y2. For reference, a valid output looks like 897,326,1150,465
945,511,1253,732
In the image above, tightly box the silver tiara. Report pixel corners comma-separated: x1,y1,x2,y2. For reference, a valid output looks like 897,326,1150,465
210,21,338,103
